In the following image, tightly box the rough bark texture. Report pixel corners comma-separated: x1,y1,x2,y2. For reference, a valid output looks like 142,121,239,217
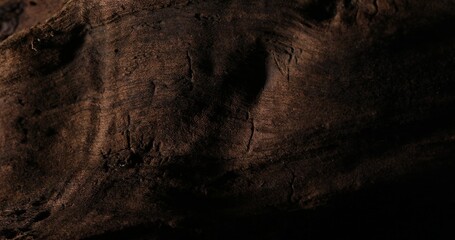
1,0,455,239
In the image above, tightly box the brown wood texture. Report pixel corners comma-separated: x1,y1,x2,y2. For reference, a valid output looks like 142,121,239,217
1,0,455,239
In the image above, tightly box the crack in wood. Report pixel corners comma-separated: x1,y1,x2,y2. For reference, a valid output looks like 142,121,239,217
372,0,379,16
187,51,194,83
247,119,255,153
126,114,132,151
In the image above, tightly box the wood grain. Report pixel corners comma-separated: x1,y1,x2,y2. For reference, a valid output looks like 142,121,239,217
1,0,455,239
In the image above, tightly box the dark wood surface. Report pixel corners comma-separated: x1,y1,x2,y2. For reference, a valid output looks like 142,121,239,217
1,0,455,239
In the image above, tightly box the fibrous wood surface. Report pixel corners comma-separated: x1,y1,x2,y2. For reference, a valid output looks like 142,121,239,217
1,0,455,239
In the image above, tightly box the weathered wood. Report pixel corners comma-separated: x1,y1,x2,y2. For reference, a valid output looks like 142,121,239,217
1,0,455,239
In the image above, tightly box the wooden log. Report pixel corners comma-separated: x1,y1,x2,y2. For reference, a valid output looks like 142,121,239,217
1,0,455,239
